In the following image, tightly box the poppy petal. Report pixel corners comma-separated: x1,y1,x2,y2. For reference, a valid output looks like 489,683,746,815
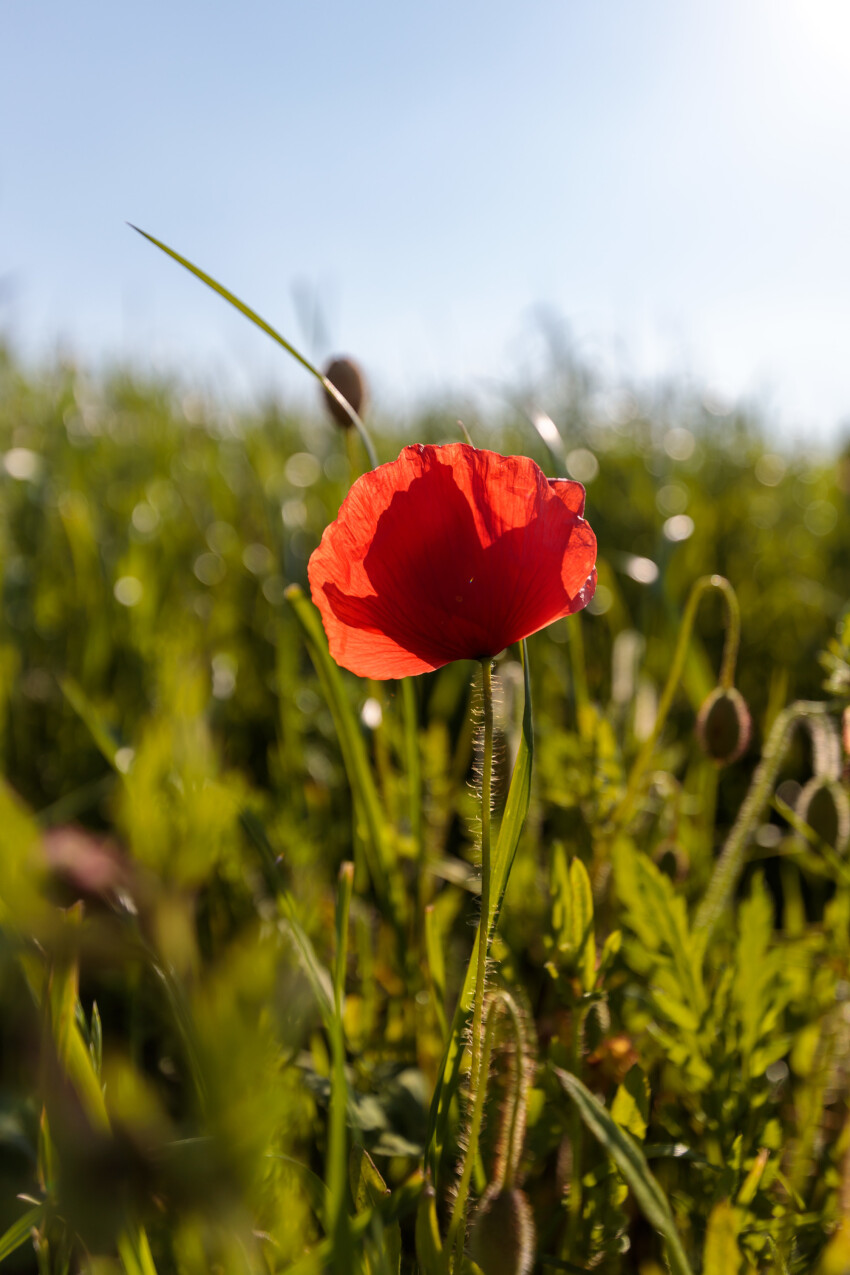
548,477,587,518
308,443,597,679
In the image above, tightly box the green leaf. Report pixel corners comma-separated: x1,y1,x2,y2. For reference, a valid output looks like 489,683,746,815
550,841,572,949
277,891,335,1030
569,857,596,993
117,1226,159,1275
350,1146,401,1274
597,928,622,978
274,1154,331,1224
326,864,355,1267
554,1068,694,1275
611,1063,650,1141
89,1000,103,1076
702,1202,743,1275
820,1218,850,1275
350,1145,390,1212
130,224,378,468
613,840,707,1020
414,1183,444,1275
285,586,406,935
425,641,533,1184
424,905,448,1041
59,676,123,770
402,677,423,862
0,1205,43,1263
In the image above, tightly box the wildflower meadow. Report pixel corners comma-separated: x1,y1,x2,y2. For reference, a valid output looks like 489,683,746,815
1,240,850,1275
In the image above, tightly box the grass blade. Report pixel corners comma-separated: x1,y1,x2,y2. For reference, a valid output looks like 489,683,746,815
327,863,355,1272
285,585,406,934
554,1068,694,1275
0,1205,44,1263
129,224,378,469
117,1225,159,1275
402,677,423,870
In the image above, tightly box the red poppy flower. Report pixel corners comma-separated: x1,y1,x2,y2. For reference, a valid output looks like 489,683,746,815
308,443,597,679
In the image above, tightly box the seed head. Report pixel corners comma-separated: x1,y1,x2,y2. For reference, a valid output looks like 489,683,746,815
322,356,367,429
695,686,752,765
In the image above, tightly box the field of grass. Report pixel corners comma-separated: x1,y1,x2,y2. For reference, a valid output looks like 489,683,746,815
1,340,850,1274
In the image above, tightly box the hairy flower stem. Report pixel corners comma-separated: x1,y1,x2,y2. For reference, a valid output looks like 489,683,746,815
694,700,829,938
445,1007,499,1272
471,660,495,1097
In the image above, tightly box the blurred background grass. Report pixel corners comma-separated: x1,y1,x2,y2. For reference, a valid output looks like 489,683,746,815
0,340,845,819
1,339,849,1272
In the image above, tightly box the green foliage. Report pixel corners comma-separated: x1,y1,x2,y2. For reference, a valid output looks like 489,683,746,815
1,343,850,1272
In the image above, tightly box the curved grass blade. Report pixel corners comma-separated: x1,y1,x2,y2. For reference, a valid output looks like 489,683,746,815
554,1068,694,1275
285,585,406,935
129,225,378,469
60,676,123,770
117,1226,159,1275
425,641,533,1183
0,1205,44,1263
327,864,354,1271
274,1154,331,1225
282,1173,423,1275
239,808,337,1026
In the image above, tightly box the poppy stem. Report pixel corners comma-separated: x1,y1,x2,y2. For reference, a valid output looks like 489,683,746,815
613,573,741,829
471,659,494,1099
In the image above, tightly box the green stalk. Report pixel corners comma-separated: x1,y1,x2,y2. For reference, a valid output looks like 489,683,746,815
614,574,740,830
425,643,532,1190
328,862,355,1273
564,1006,586,1254
694,701,829,938
567,613,589,731
403,677,425,890
444,1001,500,1272
471,660,495,1096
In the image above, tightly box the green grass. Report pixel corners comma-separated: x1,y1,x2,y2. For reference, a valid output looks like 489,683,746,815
0,341,849,1273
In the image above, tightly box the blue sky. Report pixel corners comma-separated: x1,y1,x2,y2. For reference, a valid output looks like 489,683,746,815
4,1,850,435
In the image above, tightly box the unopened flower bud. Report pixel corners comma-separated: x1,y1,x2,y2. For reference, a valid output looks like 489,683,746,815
322,356,367,429
652,840,689,883
468,1186,535,1275
797,777,850,855
695,687,751,765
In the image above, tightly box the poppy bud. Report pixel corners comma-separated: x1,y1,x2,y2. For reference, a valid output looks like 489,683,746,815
797,777,850,854
322,356,367,429
695,686,752,765
652,840,689,883
468,1186,535,1275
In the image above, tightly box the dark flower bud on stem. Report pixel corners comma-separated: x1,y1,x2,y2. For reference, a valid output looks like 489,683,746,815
652,839,689,883
321,355,367,429
696,686,752,766
797,777,850,854
468,1185,536,1275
